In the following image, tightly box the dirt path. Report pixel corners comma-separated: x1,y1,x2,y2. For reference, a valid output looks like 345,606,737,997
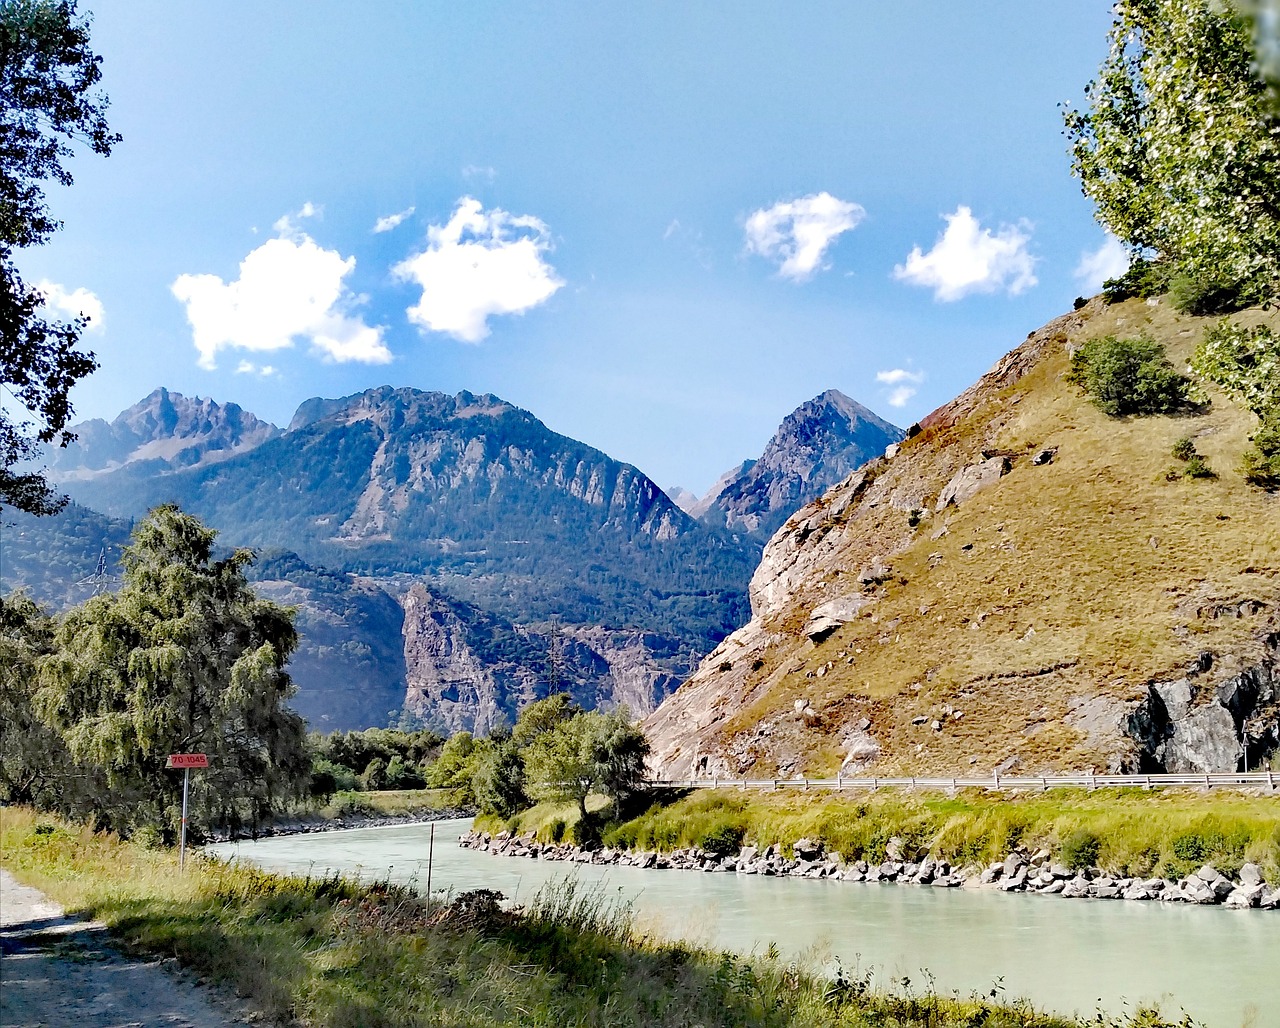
0,870,257,1028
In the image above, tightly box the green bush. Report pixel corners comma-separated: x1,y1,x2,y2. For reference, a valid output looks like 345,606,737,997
697,822,746,857
1100,258,1173,304
1170,832,1208,864
1168,269,1270,316
1181,454,1217,479
1061,829,1101,870
360,757,388,791
1242,410,1280,489
1068,335,1191,417
1170,437,1197,462
548,817,567,843
384,755,425,790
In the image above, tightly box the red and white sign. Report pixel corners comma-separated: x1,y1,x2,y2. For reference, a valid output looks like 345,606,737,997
166,753,209,769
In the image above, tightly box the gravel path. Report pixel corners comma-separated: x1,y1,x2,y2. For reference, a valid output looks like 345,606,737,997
0,870,257,1028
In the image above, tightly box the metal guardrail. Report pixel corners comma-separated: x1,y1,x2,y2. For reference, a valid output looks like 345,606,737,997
648,771,1278,792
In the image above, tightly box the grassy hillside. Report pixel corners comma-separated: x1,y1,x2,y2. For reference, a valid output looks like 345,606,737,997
646,298,1280,777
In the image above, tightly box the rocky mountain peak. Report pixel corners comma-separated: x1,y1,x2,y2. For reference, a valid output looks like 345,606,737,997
288,387,516,433
46,387,279,480
697,389,903,538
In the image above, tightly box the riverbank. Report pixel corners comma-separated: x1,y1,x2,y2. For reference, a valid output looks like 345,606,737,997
460,826,1279,909
0,806,1200,1028
208,788,474,841
482,786,1280,908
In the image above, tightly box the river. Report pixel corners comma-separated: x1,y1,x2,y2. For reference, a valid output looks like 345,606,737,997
208,818,1277,1026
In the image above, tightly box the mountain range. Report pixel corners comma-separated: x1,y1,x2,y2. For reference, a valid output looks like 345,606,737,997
4,385,898,733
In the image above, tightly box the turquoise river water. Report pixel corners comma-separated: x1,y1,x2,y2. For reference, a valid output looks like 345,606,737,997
208,818,1277,1026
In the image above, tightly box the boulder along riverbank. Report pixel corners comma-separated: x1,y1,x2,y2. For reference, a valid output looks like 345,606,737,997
459,828,1280,910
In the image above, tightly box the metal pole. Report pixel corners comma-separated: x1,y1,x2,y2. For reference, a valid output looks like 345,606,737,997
425,822,434,910
180,766,190,870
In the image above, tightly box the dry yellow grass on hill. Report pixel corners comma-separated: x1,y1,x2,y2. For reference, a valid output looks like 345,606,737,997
644,297,1280,778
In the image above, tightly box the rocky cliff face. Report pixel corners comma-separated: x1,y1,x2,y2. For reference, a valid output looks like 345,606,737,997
645,299,1280,778
46,388,279,479
696,391,903,538
400,585,685,735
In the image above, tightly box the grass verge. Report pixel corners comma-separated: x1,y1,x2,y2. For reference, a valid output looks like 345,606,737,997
497,787,1280,880
0,805,1196,1028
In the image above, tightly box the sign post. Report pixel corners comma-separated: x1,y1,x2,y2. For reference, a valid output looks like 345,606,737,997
166,753,209,869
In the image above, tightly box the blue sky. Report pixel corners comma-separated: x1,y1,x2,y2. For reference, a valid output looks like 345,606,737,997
23,1,1121,494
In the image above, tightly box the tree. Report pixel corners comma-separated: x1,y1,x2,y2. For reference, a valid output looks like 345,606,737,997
471,739,528,818
511,692,579,747
424,730,488,803
33,505,308,839
0,590,92,808
524,708,650,828
1065,0,1280,310
1,0,118,515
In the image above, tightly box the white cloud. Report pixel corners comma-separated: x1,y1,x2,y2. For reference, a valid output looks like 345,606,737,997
235,360,278,377
876,368,923,386
462,164,497,182
894,206,1037,301
1074,233,1130,293
393,196,564,342
36,279,104,330
744,192,865,282
876,368,924,407
272,201,320,236
373,206,416,234
172,212,391,370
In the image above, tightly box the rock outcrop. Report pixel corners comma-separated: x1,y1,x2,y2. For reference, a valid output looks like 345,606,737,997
400,585,687,735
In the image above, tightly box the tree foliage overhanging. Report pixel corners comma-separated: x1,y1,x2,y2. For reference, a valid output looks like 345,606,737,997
0,0,118,515
1065,0,1280,311
1,506,310,841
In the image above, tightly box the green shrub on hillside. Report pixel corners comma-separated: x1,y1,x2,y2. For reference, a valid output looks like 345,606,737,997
1241,413,1280,489
1168,269,1272,316
1101,259,1173,305
1166,438,1216,481
1061,829,1101,870
1068,335,1192,417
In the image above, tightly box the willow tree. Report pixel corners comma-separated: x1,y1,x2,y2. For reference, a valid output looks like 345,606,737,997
0,592,81,807
34,505,309,838
1065,0,1280,309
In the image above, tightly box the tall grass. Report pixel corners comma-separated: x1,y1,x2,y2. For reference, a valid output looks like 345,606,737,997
0,806,1203,1027
597,788,1280,879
